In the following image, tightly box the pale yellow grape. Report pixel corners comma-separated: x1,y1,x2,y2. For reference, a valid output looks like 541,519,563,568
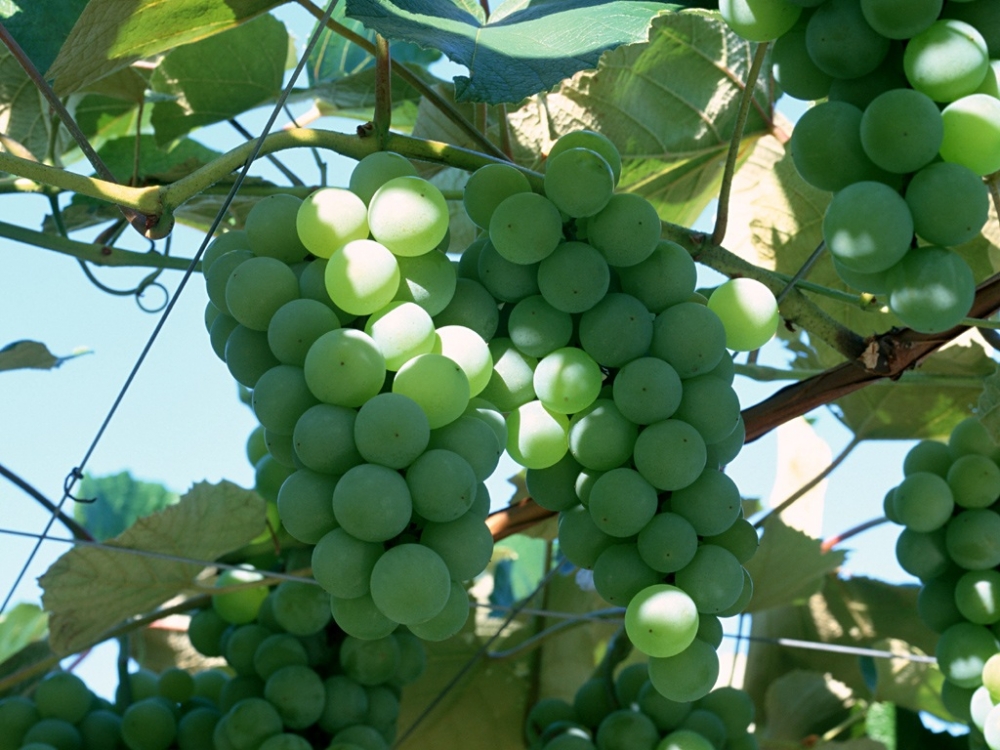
393,353,470,428
506,400,569,470
296,188,369,259
368,176,449,257
325,239,400,316
433,325,493,397
364,301,436,371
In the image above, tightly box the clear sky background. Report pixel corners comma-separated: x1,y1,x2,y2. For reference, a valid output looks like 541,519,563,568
0,2,921,698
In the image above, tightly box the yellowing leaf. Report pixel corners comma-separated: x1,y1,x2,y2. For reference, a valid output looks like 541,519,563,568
40,481,265,656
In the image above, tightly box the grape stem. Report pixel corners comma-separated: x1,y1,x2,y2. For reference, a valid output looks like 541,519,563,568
373,34,393,148
820,517,889,553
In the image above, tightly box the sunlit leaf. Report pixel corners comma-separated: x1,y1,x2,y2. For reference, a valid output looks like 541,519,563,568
0,604,47,665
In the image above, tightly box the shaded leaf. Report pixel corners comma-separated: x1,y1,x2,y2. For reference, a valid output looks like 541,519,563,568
149,14,288,145
760,670,852,742
0,341,89,372
0,640,53,698
0,49,62,160
74,471,180,542
977,366,1000,444
71,95,141,155
307,65,439,124
0,0,88,74
870,638,947,722
506,9,774,226
0,604,47,665
345,0,672,104
743,517,845,613
46,0,284,96
130,614,226,673
95,135,222,185
40,480,266,656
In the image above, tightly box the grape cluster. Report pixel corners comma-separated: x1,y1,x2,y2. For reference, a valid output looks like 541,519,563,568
720,0,999,334
886,417,1000,747
525,662,758,750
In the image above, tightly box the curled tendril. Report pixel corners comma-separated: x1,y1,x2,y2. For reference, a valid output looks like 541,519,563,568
75,235,172,313
63,466,96,504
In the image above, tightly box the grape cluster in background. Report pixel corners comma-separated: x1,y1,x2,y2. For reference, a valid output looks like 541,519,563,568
722,0,999,333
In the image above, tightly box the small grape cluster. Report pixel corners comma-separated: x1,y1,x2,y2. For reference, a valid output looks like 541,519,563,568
525,662,757,750
720,0,999,333
886,417,1000,746
0,580,425,750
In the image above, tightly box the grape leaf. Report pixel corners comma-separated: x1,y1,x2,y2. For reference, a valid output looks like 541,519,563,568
0,341,89,372
870,638,946,722
505,9,774,226
345,0,673,104
0,0,88,74
149,14,288,146
0,604,47,665
40,480,266,656
760,670,853,743
979,366,1000,444
46,0,285,96
74,472,180,542
0,641,53,698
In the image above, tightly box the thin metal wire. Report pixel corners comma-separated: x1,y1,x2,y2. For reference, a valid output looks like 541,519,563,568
0,526,320,585
0,0,342,616
722,633,937,664
776,240,826,304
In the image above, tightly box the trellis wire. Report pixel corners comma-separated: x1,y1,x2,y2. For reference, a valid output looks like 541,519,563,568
0,0,341,615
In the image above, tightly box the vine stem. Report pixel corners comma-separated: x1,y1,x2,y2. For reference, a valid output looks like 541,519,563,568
373,34,392,147
711,41,769,246
0,463,93,541
821,517,889,553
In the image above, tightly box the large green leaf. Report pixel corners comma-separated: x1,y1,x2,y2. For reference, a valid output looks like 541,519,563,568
0,0,88,74
759,670,853,743
305,65,438,125
40,481,266,656
0,48,60,160
73,471,180,542
149,14,288,146
506,9,774,226
345,0,673,104
46,0,285,95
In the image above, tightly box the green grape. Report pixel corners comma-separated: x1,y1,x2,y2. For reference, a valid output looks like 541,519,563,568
329,592,398,640
480,338,537,411
649,303,727,378
940,94,1000,176
463,163,533,229
368,176,449,257
673,375,741,445
612,357,682,426
707,278,779,352
805,0,889,79
704,518,758,564
586,193,660,268
332,725,389,750
904,20,989,102
946,509,1000,569
303,328,386,408
940,679,976,723
245,194,309,264
507,295,573,359
263,665,324,730
904,439,953,477
625,584,699,658
534,347,603,415
420,512,494,581
527,453,584,512
121,699,177,750
823,181,913,274
789,101,889,192
433,278,500,342
225,625,273,677
213,568,268,625
258,735,311,750
614,663,651,707
222,698,282,750
488,192,563,265
648,639,719,703
506,400,570,469
266,299,340,367
477,239,541,303
947,454,1000,509
81,709,125,750
892,472,955,531
574,678,617,729
209,313,240,361
558,505,619,569
206,249,253,316
433,325,493,398
394,250,457,316
860,88,943,174
391,630,427,685
860,0,941,39
428,415,501,483
320,675,369,733
550,130,622,185
202,230,250,273
465,399,508,453
157,667,194,703
254,454,295,504
705,415,746,470
718,0,802,41
569,399,638,471
406,448,477,522
253,633,309,681
364,685,401,727
578,293,654,368
0,695,39,750
298,259,356,322
670,469,742,537
354,392,430,469
697,615,725,648
936,622,999,687
526,700,578,745
35,671,91,724
370,544,451,624
771,25,832,101
973,686,997,732
225,325,280,388
393,352,471,428
332,463,412,542
192,668,229,704
270,580,331,636
349,151,418,205
407,580,471,641
637,682,691,732
833,260,890,295
252,365,317,435
633,419,707,491
576,469,603,507
595,709,659,750
827,45,908,111
616,240,697,314
292,403,363,476
985,653,1000,701
587,468,658,538
956,569,1000,624
918,572,964,633
118,668,159,705
943,0,1000,57
886,246,975,333
22,718,82,750
679,711,727,749
674,545,746,614
296,187,369,259
188,609,230,657
949,416,998,460
313,528,383,598
325,239,400,316
592,543,663,606
905,162,990,247
637,513,698,574
364,301,435,371
544,147,614,218
204,300,222,332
